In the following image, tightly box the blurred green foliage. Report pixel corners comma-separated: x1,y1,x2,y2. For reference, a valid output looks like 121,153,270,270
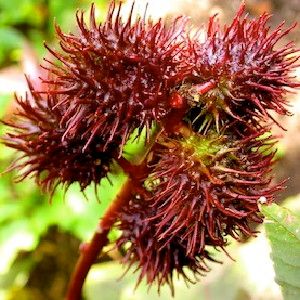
0,0,107,66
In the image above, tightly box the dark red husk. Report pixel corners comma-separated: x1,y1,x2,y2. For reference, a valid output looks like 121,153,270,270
116,127,283,291
41,2,191,151
117,197,217,295
183,3,299,131
143,129,282,256
2,82,116,194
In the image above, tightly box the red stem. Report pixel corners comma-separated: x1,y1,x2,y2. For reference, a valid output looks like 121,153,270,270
66,132,156,300
66,178,134,300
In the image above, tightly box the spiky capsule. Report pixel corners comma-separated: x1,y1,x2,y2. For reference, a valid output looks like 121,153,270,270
117,197,216,295
3,81,116,194
180,4,299,132
145,129,281,251
117,126,282,291
42,2,191,151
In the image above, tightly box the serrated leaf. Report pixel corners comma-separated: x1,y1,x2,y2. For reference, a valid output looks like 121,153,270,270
261,203,300,300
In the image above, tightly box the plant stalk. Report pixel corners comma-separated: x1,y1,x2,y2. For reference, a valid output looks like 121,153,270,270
65,178,134,300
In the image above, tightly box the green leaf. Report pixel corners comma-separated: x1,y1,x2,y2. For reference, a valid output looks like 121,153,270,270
261,203,300,300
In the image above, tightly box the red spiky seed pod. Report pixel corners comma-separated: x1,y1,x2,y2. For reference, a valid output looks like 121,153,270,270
180,4,299,132
117,196,217,295
2,81,116,194
116,126,282,292
42,2,191,152
144,129,282,254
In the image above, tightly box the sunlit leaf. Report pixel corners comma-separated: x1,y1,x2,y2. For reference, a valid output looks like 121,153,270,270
261,203,300,300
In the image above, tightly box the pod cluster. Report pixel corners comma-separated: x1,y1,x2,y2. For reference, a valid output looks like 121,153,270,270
3,1,299,293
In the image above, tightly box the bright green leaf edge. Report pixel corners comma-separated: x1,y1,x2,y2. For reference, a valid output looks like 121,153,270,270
261,203,300,300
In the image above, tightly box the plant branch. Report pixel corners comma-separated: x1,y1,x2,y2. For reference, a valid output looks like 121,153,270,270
66,125,159,300
65,178,134,300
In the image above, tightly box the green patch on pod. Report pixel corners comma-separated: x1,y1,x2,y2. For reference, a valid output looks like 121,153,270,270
180,132,224,166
